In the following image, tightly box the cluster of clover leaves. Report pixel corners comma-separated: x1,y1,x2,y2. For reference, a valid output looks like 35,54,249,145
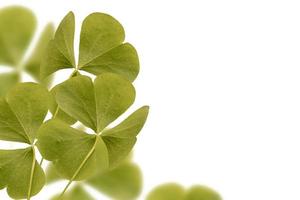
0,6,222,200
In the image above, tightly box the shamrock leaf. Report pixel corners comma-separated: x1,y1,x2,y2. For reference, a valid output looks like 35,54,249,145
0,82,50,199
40,12,76,79
41,11,139,82
37,73,148,191
146,183,222,200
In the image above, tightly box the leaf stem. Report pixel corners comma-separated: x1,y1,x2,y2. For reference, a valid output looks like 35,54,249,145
27,146,36,200
53,106,60,119
39,158,44,166
58,136,99,199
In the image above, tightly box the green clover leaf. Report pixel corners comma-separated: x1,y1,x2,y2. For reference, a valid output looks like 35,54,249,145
0,82,50,199
37,73,149,195
146,183,222,200
41,11,139,82
0,6,54,96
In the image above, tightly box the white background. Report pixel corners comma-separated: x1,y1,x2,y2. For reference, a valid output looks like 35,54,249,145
1,0,300,199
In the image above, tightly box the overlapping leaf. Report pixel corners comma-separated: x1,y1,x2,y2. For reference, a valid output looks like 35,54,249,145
41,11,139,82
38,73,149,184
24,23,55,83
37,119,109,181
0,83,50,199
146,183,222,200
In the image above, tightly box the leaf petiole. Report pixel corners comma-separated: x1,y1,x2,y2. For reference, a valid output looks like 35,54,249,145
27,146,36,200
58,135,100,199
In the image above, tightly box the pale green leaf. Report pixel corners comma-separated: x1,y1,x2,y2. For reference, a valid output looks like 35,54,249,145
94,73,135,131
78,13,139,81
40,12,75,79
102,106,149,167
0,6,36,66
0,98,28,143
55,75,97,131
25,23,55,83
185,186,222,200
53,74,147,168
0,72,19,97
0,148,45,199
78,13,125,67
87,162,143,200
0,83,49,143
37,119,109,181
40,12,140,81
5,82,50,143
80,42,139,82
51,185,95,200
146,183,185,200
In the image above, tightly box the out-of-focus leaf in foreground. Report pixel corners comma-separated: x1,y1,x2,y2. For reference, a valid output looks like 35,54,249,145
48,161,142,200
146,183,222,200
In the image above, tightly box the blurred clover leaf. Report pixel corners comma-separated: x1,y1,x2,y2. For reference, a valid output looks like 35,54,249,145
51,185,95,200
0,6,54,96
37,73,149,196
41,11,139,82
87,161,143,200
0,82,50,199
146,183,222,200
48,154,143,200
